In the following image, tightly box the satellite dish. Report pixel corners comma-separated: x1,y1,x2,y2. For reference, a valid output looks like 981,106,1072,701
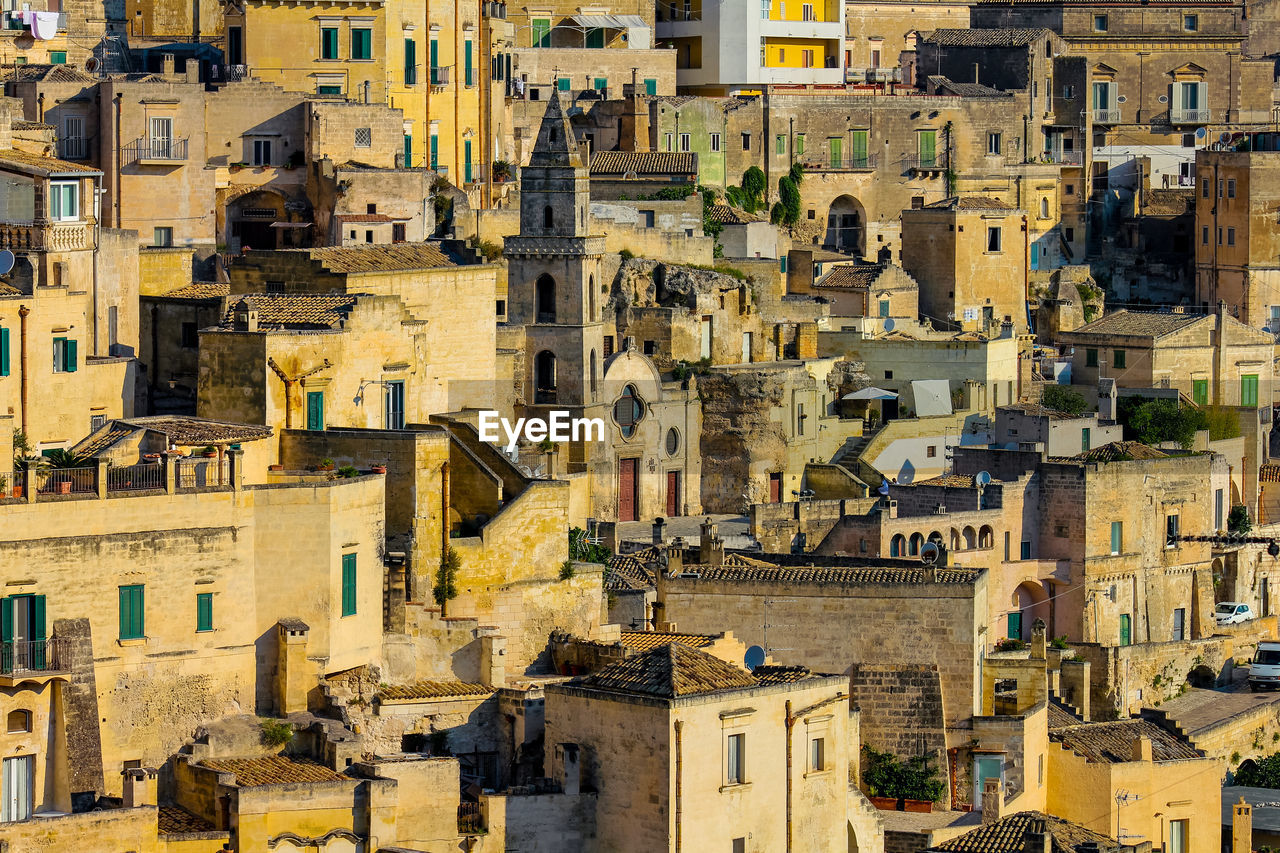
745,645,766,671
975,471,991,487
1220,132,1233,145
1195,127,1208,139
0,250,12,276
877,480,890,496
920,542,940,565
84,57,100,73
883,318,896,331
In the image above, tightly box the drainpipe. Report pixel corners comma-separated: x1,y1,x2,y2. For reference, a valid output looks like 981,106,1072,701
785,699,794,853
37,92,44,123
114,93,122,228
18,304,29,437
441,458,451,553
673,719,683,853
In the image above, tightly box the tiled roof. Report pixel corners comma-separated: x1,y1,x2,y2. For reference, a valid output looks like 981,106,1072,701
925,28,1051,47
287,242,461,273
912,474,979,488
1051,718,1202,763
571,643,757,699
590,151,697,176
1261,463,1280,484
814,264,883,290
161,281,229,301
931,811,1123,852
752,665,814,685
1069,441,1169,463
158,805,218,835
221,294,359,330
1047,700,1081,730
707,204,767,225
0,147,102,175
927,76,1013,98
605,552,657,591
378,680,494,701
1063,309,1204,339
618,631,717,652
677,564,980,585
0,280,24,296
118,416,273,445
199,755,347,787
999,403,1076,420
13,120,54,131
335,213,401,223
0,64,97,83
71,424,133,457
924,196,1016,211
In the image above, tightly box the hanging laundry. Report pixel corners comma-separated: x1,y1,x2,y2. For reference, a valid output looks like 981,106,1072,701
31,10,59,39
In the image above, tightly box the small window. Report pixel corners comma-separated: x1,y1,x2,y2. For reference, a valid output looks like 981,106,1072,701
321,26,339,59
643,340,657,355
6,710,31,733
1065,227,1075,242
710,132,722,152
266,280,285,294
666,428,680,455
726,733,746,784
180,322,198,349
776,134,786,155
1184,14,1197,30
50,51,67,64
153,226,173,247
1110,521,1122,555
1166,514,1180,545
884,370,893,380
741,132,751,150
354,127,372,148
318,84,342,96
196,592,213,632
680,133,691,152
987,227,1002,252
1065,184,1075,196
1113,348,1126,369
1203,179,1211,198
926,445,937,458
1086,348,1098,367
795,134,805,155
119,584,145,640
1202,225,1210,245
351,28,372,60
809,736,825,771
1228,179,1237,198
1094,14,1107,31
252,138,272,166
1228,227,1236,246
988,132,1002,155
496,299,506,316
49,180,79,221
52,337,78,373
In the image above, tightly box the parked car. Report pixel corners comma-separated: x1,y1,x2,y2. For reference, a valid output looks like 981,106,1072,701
1216,602,1256,626
1250,642,1280,691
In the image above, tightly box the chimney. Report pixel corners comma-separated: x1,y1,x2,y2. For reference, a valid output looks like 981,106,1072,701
1022,817,1051,853
122,767,158,807
699,518,724,566
275,618,311,715
999,319,1014,339
795,322,818,359
1098,378,1117,421
162,53,175,76
479,633,507,688
973,62,980,84
981,777,1004,824
1030,618,1047,660
666,536,684,575
1130,734,1153,763
652,516,667,545
560,743,580,796
1234,796,1254,853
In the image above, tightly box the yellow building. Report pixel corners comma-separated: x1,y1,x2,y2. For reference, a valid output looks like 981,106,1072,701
227,0,509,200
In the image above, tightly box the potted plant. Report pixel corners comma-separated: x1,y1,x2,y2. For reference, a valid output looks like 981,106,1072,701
229,161,246,173
370,464,387,474
318,458,335,472
41,448,91,494
0,474,7,498
492,159,512,183
201,445,218,458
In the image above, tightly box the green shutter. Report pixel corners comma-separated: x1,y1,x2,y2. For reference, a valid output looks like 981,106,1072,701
644,78,657,96
1119,614,1131,646
586,27,604,48
465,39,473,86
430,134,438,169
1006,612,1021,640
403,134,412,166
919,131,936,165
30,595,45,669
558,77,570,92
65,338,77,372
0,597,10,674
851,131,868,167
594,77,607,91
404,39,416,84
1243,374,1259,407
1110,521,1121,554
828,137,842,169
119,585,144,639
322,27,338,59
0,326,8,376
196,593,213,632
341,554,357,616
430,40,439,83
1193,379,1208,406
464,140,473,184
307,391,324,431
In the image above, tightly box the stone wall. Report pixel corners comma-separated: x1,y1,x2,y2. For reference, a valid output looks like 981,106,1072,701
850,663,948,768
483,790,599,851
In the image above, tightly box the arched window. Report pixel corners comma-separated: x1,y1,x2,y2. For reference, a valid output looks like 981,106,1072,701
979,525,994,549
613,384,644,438
908,532,923,556
890,534,905,558
543,205,554,229
963,526,977,550
7,709,31,733
1040,197,1049,218
590,349,598,400
536,274,556,323
535,351,557,403
665,428,680,456
588,274,596,321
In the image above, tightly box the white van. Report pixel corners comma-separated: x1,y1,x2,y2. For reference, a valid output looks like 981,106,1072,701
1250,642,1280,691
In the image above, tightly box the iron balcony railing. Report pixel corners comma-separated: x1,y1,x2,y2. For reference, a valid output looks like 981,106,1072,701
123,137,188,163
58,136,89,160
1,638,69,676
106,462,165,492
1169,108,1209,124
1092,108,1121,124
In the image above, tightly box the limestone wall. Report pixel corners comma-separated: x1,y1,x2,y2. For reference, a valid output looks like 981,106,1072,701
0,804,161,852
483,790,598,852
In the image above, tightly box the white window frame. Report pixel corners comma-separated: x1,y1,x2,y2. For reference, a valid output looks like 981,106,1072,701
49,180,79,221
709,132,722,152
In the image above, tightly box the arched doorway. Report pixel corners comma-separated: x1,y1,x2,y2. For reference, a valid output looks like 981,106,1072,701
1009,581,1051,640
228,189,289,252
536,275,557,323
824,195,866,257
535,350,557,403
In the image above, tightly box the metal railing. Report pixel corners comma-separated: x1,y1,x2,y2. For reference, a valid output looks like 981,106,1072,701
58,136,89,160
123,137,188,163
808,154,877,171
176,457,229,489
1092,108,1121,124
904,156,946,172
1169,108,1209,124
34,466,95,495
458,802,484,834
0,638,69,676
106,462,164,492
430,66,451,86
1041,150,1083,166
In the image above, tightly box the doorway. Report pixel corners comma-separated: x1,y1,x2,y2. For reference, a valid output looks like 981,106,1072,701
1,755,33,822
619,458,639,521
666,470,681,517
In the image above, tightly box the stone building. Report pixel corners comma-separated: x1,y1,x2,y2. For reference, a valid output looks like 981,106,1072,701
1194,140,1280,327
504,93,703,522
543,642,882,852
843,0,969,81
0,110,142,455
785,248,920,319
901,196,1030,333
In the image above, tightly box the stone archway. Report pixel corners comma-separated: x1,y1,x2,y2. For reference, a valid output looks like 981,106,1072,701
1010,581,1051,640
824,195,866,257
225,188,306,252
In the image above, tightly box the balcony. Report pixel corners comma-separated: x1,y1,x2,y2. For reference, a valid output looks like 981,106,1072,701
806,154,877,171
2,452,243,505
1092,108,1121,124
1041,150,1083,166
430,66,451,87
0,638,71,686
0,221,92,252
58,136,89,160
1169,108,1209,124
849,67,900,84
123,137,188,165
904,156,946,176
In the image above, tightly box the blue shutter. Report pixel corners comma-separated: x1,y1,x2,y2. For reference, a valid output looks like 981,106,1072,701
0,327,8,375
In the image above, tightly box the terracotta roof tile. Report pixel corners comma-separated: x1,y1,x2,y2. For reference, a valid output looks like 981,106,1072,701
158,805,218,835
378,680,494,701
1047,701,1081,730
199,755,347,787
680,564,979,585
751,664,814,685
924,195,1016,211
0,147,102,175
161,281,229,301
71,424,133,457
931,811,1123,852
998,403,1078,420
1068,441,1169,463
221,293,359,330
0,280,25,297
925,28,1053,47
571,643,757,699
912,474,979,488
1051,718,1202,763
926,76,1014,98
118,416,273,445
1062,309,1205,339
814,264,884,290
335,213,400,223
618,631,716,652
707,204,767,225
284,242,462,273
590,151,697,176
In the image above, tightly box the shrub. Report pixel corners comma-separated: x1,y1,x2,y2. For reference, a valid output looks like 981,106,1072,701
335,465,359,478
259,718,294,748
434,547,460,612
619,248,635,261
994,638,1027,652
559,559,576,580
1229,505,1253,535
741,166,766,212
1050,635,1070,650
569,527,611,563
475,239,503,262
861,745,945,802
1041,385,1089,416
1202,405,1242,441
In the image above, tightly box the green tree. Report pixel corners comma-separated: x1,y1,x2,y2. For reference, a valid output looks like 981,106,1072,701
741,166,766,212
1121,398,1200,449
1041,385,1089,416
1229,505,1253,535
1234,753,1280,788
861,745,945,802
772,175,802,227
433,546,460,615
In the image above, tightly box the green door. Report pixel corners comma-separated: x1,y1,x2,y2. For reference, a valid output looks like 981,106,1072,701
403,134,412,167
1242,374,1259,407
1193,379,1208,405
828,137,842,169
1081,427,1090,452
306,391,324,431
586,27,604,48
850,130,868,167
1119,613,1131,646
1007,611,1022,641
919,131,937,167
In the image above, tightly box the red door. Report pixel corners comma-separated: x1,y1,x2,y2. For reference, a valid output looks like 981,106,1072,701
619,458,638,522
666,471,681,517
769,472,782,503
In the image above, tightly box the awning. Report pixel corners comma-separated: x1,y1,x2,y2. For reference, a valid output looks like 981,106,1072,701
842,387,898,401
569,14,647,29
270,222,312,229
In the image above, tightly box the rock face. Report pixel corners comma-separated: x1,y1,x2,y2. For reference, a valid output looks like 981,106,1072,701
1034,265,1105,343
610,257,744,312
698,368,799,512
